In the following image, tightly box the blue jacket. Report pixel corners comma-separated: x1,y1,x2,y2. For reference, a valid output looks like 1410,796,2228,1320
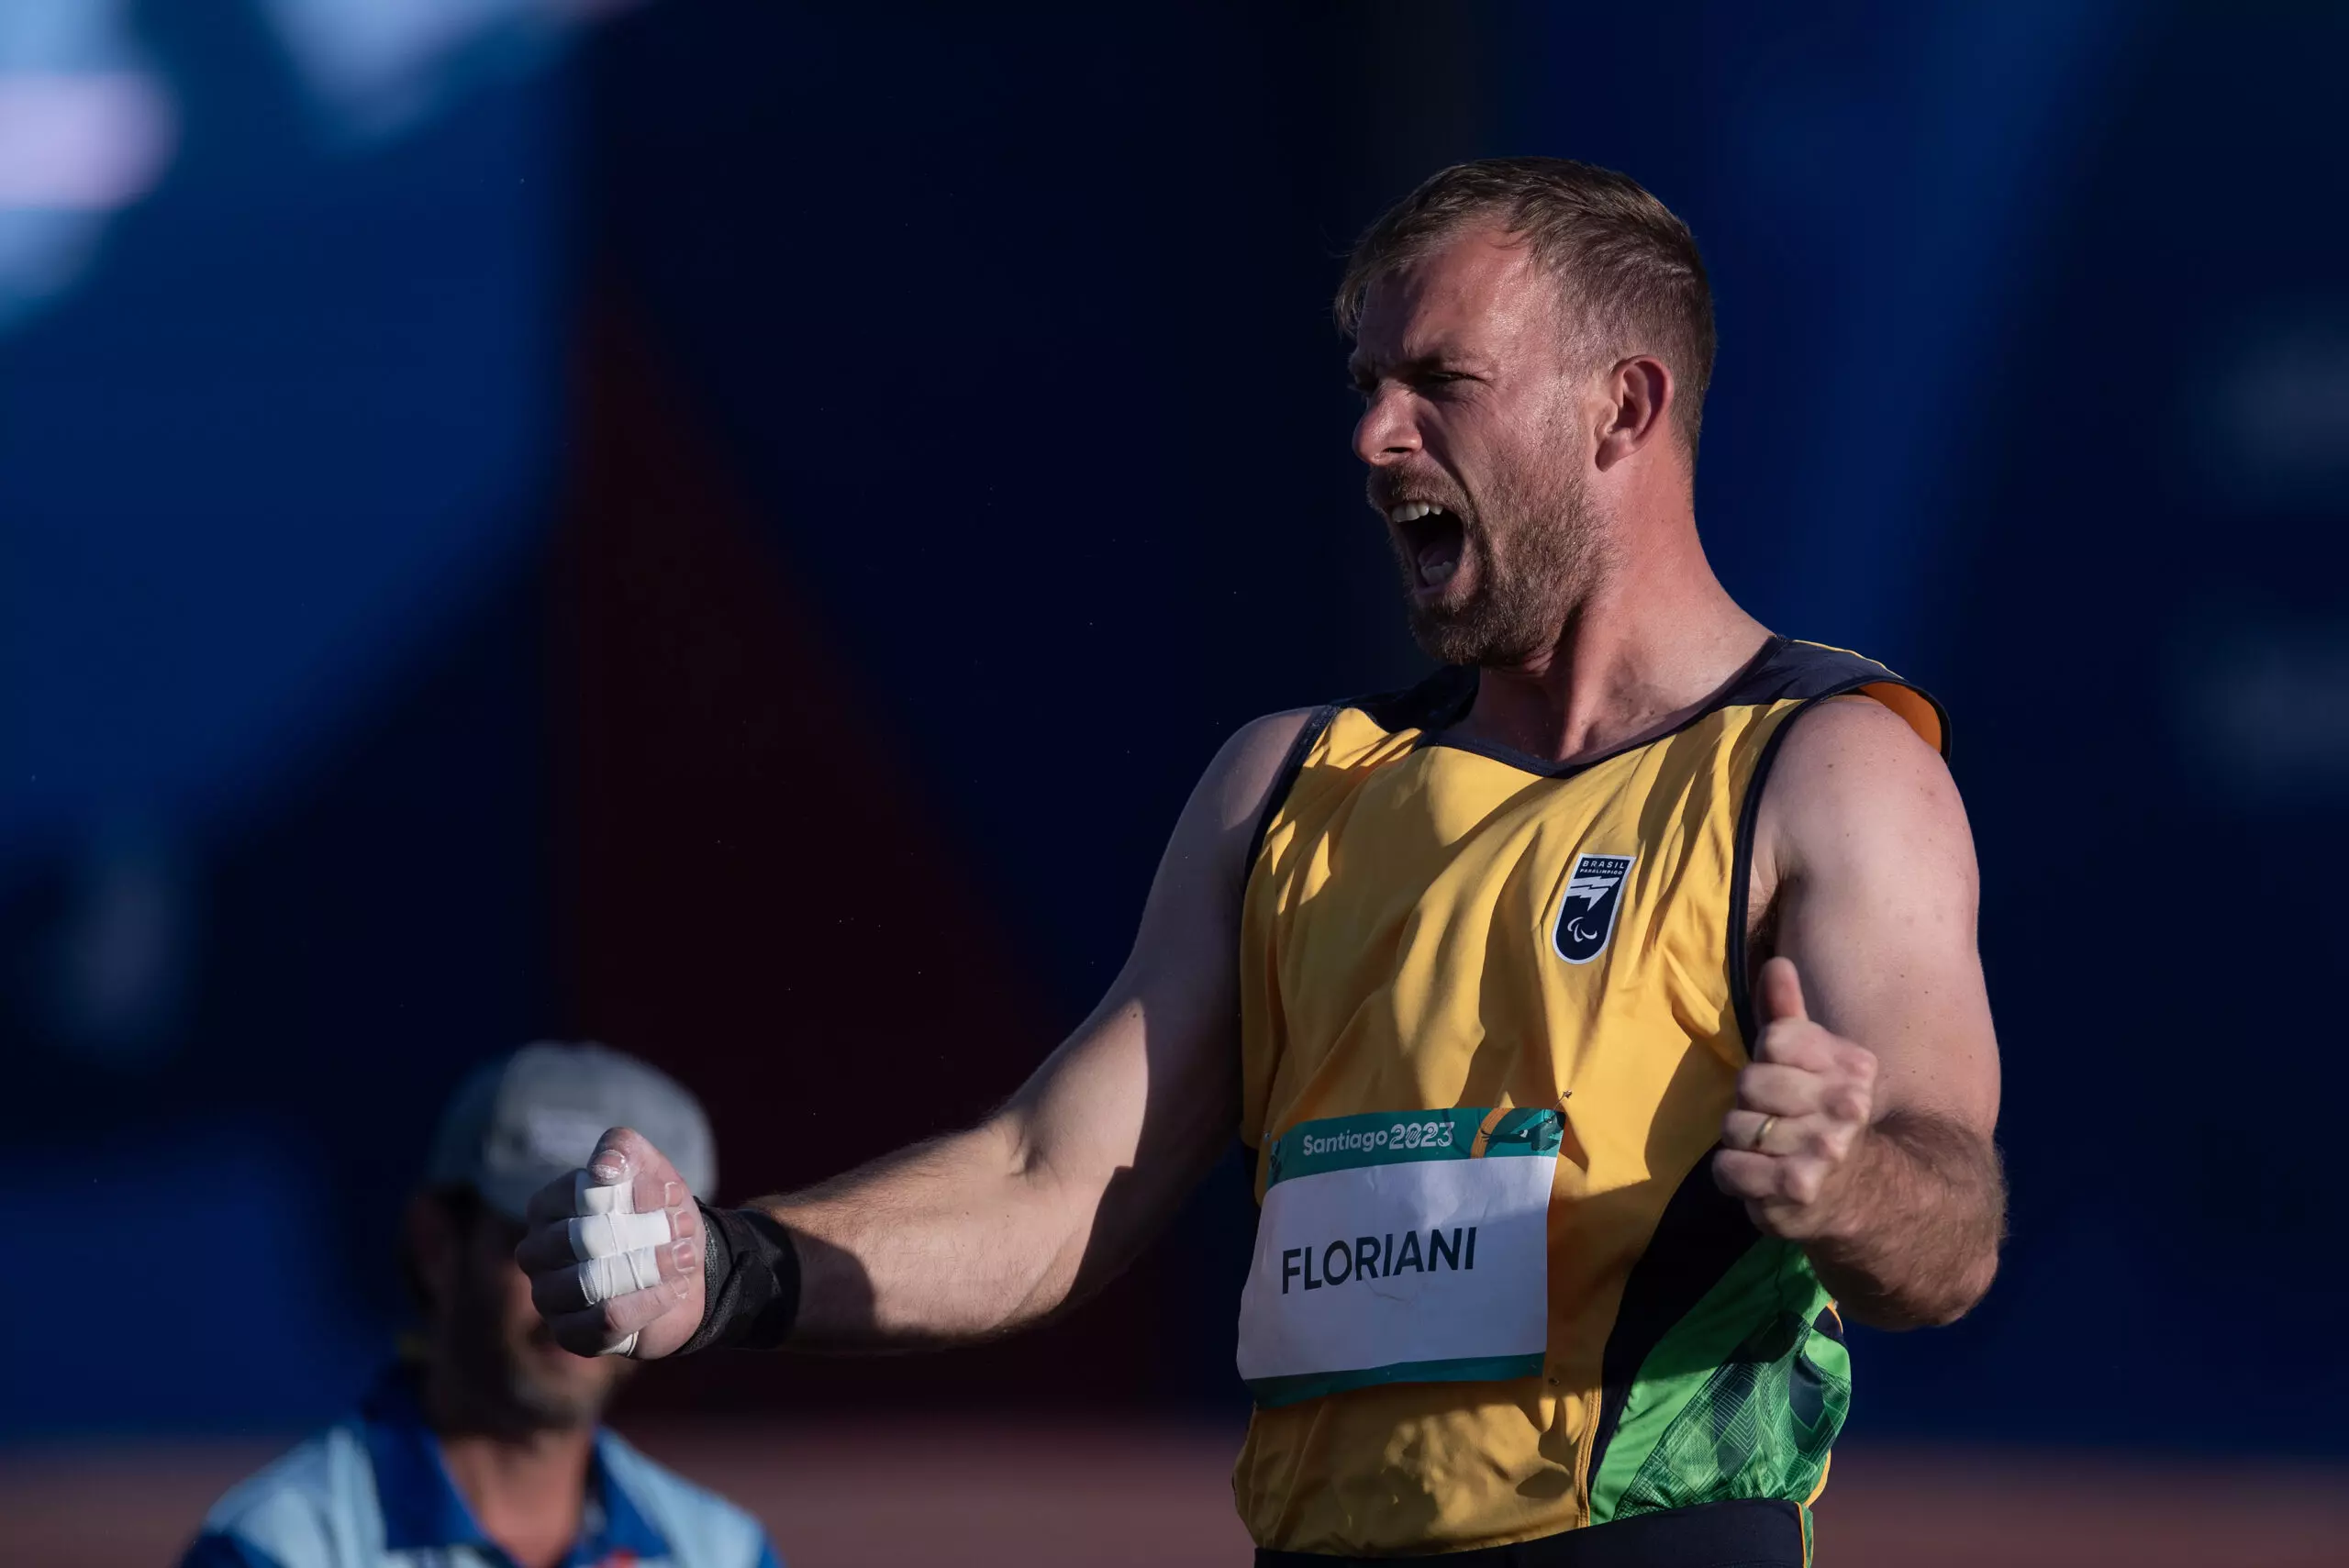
180,1371,781,1568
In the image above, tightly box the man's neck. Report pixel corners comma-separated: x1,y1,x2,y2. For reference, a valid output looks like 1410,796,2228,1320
1457,518,1769,765
436,1424,596,1568
423,1370,596,1568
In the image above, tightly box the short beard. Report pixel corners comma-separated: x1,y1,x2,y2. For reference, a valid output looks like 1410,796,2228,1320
443,1260,616,1435
1399,462,1603,667
495,1340,613,1430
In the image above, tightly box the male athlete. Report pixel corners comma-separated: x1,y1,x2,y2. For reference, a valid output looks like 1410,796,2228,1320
518,158,2004,1565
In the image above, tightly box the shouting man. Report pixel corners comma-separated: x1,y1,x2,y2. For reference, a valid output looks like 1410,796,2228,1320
518,158,2003,1566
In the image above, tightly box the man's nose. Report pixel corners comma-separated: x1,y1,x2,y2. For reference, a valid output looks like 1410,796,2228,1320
1353,386,1421,467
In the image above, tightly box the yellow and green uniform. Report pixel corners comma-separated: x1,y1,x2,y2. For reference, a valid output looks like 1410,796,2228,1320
1231,637,1946,1558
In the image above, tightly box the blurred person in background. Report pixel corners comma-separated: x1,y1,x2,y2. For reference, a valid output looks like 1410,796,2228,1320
518,158,2004,1566
181,1044,781,1568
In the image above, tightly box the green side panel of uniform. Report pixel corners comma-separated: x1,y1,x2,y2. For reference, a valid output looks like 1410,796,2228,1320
1588,1239,1849,1524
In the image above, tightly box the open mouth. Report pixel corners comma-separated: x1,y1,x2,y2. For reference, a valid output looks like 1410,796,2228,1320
1387,499,1466,592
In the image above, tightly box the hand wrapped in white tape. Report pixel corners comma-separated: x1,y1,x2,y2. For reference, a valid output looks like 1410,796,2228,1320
566,1171,676,1353
516,1127,708,1360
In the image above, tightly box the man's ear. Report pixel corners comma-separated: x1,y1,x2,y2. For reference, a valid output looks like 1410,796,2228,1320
1594,354,1675,472
403,1191,462,1318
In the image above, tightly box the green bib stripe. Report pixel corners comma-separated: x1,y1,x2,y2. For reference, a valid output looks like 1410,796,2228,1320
1266,1107,1564,1185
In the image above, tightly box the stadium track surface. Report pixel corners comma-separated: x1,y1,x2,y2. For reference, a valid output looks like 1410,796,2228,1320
6,1424,2343,1567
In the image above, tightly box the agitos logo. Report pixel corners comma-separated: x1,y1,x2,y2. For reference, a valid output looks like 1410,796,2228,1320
1553,852,1633,964
1280,1228,1478,1293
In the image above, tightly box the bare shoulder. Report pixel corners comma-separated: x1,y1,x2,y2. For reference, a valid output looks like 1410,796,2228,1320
1133,708,1319,938
1768,691,1952,790
1753,698,1998,1132
1197,708,1319,837
1756,694,1974,883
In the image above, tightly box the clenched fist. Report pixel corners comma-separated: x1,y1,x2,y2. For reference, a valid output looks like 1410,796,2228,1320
516,1127,707,1359
1713,957,1880,1240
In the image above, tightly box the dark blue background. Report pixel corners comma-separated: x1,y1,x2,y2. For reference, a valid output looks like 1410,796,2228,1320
6,0,2343,1452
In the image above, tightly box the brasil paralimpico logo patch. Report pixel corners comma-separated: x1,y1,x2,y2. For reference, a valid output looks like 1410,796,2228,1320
1553,851,1634,964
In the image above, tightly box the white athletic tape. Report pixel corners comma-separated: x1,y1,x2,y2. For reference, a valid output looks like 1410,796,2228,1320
563,1162,675,1347
573,1171,625,1215
576,1245,666,1306
568,1208,674,1262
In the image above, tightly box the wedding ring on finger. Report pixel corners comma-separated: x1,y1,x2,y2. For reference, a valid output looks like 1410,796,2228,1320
1753,1114,1779,1153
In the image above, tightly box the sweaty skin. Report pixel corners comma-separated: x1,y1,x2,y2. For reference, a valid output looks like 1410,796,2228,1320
517,221,2003,1356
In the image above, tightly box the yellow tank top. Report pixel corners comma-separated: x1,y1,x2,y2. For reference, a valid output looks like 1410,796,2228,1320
1231,637,1945,1555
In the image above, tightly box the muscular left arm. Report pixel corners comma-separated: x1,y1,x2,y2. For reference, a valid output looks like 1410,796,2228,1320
1715,696,2005,1329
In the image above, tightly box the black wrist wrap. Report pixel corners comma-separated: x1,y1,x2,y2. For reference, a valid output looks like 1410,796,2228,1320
679,1201,802,1354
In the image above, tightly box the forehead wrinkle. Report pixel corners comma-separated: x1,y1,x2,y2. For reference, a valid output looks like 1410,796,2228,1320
1359,234,1564,372
1350,339,1481,383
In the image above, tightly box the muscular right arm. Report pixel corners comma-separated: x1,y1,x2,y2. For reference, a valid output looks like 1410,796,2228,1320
521,710,1309,1357
774,709,1307,1347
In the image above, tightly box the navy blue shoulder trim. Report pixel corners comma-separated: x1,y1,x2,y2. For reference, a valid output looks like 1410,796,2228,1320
1719,638,1950,757
1353,663,1479,735
1335,639,1943,751
1352,639,1887,739
1243,706,1338,872
1241,666,1475,871
1349,638,1952,784
1238,662,1475,873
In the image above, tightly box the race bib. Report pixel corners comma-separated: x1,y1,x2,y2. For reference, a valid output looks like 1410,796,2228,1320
1236,1107,1562,1407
